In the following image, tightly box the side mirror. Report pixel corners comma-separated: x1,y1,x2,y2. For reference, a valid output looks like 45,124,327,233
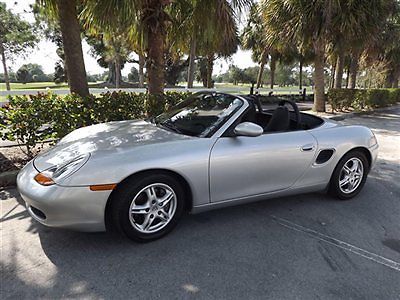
234,122,263,137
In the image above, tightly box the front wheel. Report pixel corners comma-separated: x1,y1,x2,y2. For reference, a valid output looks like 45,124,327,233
329,150,369,200
110,173,185,242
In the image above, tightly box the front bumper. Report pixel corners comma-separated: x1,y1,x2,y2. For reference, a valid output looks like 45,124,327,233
17,160,111,232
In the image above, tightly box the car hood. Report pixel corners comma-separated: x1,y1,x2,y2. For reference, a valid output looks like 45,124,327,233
34,120,192,171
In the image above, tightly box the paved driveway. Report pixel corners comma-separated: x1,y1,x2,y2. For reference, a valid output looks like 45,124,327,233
1,108,399,299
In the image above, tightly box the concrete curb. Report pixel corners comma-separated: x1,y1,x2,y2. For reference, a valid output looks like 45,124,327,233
0,170,19,187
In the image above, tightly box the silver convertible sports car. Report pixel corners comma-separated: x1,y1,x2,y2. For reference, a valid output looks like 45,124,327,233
17,92,379,241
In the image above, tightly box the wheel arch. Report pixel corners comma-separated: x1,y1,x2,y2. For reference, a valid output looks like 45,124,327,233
327,146,372,191
344,146,372,171
104,168,193,230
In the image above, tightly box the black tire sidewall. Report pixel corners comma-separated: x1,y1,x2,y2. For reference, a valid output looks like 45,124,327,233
330,151,369,200
112,174,185,242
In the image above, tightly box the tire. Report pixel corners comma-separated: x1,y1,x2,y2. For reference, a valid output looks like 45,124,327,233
110,173,185,242
329,150,370,200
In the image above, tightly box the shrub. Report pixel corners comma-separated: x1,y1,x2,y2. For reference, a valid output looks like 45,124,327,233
0,91,191,158
365,89,390,108
328,88,398,111
327,89,358,112
388,88,400,104
146,91,191,116
0,93,55,158
353,89,368,110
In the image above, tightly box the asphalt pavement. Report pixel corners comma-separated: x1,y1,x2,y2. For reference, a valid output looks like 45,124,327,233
1,107,399,299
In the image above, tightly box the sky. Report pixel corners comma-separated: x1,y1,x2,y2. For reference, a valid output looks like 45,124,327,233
2,0,257,76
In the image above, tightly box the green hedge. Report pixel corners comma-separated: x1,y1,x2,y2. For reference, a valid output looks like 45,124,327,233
0,91,191,158
328,88,399,112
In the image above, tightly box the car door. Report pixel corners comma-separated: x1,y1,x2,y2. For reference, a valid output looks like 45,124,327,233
209,130,317,202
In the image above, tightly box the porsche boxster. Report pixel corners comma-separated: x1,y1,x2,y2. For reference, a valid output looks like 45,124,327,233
17,92,379,241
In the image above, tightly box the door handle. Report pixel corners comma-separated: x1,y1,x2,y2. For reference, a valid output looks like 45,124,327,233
301,144,315,151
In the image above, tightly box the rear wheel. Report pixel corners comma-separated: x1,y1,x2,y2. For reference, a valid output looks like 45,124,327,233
110,173,185,242
329,150,369,200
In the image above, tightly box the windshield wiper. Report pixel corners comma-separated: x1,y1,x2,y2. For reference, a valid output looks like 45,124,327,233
159,120,184,134
146,116,157,124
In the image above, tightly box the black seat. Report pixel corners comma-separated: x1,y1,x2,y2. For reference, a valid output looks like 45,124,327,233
264,106,290,132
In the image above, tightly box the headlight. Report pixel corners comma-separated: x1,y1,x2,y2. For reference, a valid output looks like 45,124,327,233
34,153,90,186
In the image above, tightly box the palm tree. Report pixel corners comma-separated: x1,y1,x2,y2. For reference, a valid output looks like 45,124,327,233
332,0,394,89
83,0,172,95
261,0,335,112
364,9,400,88
241,3,268,89
38,0,89,97
170,0,252,89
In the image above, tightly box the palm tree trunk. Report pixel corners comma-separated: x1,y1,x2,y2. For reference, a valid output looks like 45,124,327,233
147,24,165,95
107,62,116,84
330,63,335,88
187,37,196,88
57,0,89,97
334,50,345,88
313,40,326,112
256,50,268,89
206,54,214,88
393,70,399,88
0,42,10,91
348,53,359,89
138,54,145,88
299,60,303,91
270,55,276,90
115,56,121,88
384,70,394,88
345,67,350,88
256,61,266,89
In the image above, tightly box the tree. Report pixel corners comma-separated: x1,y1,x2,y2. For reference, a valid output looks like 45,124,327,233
261,0,337,112
169,0,252,88
33,3,68,84
128,66,139,83
0,3,38,91
330,0,394,89
38,0,89,97
54,61,67,84
16,66,31,84
83,0,172,94
241,3,268,88
16,63,50,83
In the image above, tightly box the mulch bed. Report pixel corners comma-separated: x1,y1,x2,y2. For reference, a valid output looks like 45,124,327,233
0,144,50,173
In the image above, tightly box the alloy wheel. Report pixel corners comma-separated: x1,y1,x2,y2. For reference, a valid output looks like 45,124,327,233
128,183,177,234
338,157,364,194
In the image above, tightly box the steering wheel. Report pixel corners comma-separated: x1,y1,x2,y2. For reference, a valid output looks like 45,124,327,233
278,99,302,129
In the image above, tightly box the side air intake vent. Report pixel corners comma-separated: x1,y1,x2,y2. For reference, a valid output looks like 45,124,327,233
316,149,334,164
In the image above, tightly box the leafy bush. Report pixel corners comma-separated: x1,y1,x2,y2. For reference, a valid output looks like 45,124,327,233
146,91,191,116
0,91,191,158
388,88,400,104
328,88,398,111
0,93,55,157
365,89,390,108
327,89,358,111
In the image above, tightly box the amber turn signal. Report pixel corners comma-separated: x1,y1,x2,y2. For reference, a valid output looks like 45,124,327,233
34,173,55,186
89,184,116,191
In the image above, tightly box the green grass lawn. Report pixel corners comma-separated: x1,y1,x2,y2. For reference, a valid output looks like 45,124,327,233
0,82,70,90
1,82,314,100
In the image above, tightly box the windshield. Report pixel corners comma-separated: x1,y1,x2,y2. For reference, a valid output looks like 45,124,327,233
154,93,243,137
